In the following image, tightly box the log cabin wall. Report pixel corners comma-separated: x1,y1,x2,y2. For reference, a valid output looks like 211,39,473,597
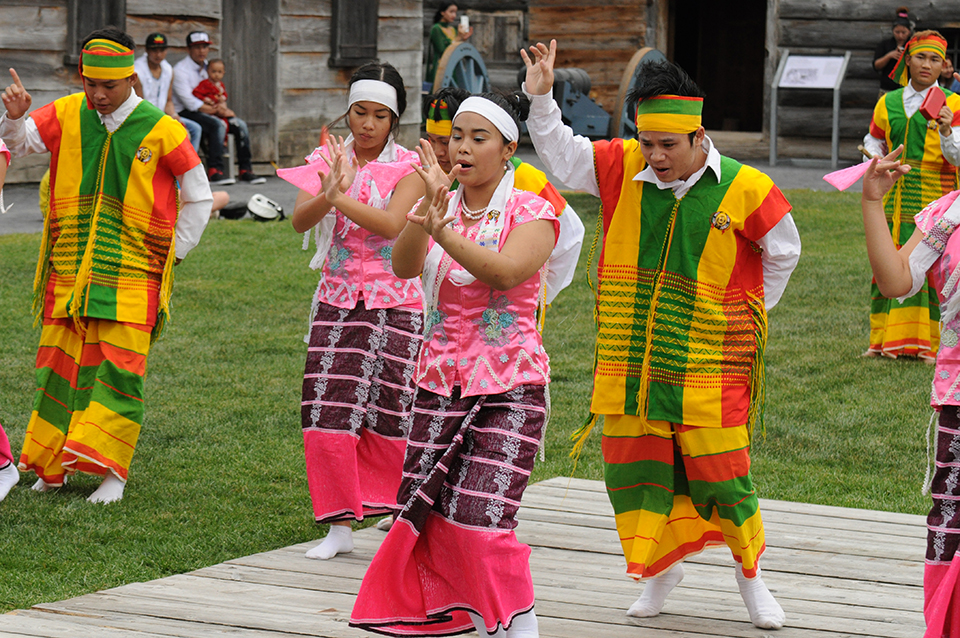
278,0,423,169
774,0,960,141
528,0,647,116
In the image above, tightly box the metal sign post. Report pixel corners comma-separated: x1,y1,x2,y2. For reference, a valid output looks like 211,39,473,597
770,50,851,168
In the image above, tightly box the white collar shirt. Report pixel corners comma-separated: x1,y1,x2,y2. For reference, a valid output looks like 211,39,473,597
633,134,722,199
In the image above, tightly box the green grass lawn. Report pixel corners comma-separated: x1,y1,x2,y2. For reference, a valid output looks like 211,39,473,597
0,189,934,612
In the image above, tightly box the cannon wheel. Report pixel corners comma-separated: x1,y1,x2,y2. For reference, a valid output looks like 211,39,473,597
612,47,667,139
432,42,491,94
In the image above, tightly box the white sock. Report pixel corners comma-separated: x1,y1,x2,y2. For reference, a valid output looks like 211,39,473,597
32,477,56,492
88,474,125,504
468,612,505,637
305,524,353,559
0,463,19,502
736,566,785,629
627,563,684,617
505,609,538,637
375,516,393,531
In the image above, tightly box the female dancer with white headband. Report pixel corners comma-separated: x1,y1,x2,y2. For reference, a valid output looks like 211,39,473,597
291,62,425,560
350,92,558,637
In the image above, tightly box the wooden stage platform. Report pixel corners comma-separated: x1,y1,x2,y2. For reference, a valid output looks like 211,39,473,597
2,477,927,637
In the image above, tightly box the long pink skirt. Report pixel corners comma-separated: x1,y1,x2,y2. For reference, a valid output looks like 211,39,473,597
925,406,960,637
301,300,422,523
350,385,546,636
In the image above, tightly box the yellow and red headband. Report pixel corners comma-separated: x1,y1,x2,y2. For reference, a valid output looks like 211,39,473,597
889,32,947,87
425,97,452,136
80,38,135,80
635,95,703,134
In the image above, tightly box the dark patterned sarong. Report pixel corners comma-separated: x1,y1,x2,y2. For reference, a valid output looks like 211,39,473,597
301,299,422,523
351,384,546,636
925,406,960,637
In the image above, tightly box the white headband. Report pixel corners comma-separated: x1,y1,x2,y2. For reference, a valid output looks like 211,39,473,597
348,79,399,116
454,96,519,143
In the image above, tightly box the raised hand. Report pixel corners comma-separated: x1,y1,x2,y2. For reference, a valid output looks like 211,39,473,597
407,184,455,241
863,145,910,202
520,40,557,96
413,138,456,199
1,68,31,119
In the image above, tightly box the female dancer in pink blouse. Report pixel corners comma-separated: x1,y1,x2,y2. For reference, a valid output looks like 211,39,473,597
350,92,559,637
0,136,17,503
860,146,960,637
292,62,425,559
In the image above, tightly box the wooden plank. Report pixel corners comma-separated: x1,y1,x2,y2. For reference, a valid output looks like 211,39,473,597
2,608,298,638
279,15,330,53
125,0,222,19
0,6,67,50
125,16,220,51
779,20,887,51
281,0,332,16
779,0,960,23
0,50,73,91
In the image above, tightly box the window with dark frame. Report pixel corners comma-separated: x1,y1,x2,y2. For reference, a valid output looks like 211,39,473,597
329,0,379,68
65,0,127,67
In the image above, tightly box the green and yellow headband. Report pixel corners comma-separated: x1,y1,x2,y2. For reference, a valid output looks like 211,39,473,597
635,95,703,134
889,33,947,87
81,38,135,80
425,98,452,136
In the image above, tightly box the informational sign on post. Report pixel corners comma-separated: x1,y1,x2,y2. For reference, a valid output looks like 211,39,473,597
770,50,851,168
778,55,847,89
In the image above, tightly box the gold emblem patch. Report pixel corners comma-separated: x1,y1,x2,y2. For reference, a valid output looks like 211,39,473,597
711,210,731,231
136,146,152,164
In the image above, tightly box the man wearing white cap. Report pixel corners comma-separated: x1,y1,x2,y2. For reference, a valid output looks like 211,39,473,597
172,31,263,185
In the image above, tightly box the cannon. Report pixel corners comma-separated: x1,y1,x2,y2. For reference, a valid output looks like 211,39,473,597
431,42,491,94
612,47,668,138
515,66,611,139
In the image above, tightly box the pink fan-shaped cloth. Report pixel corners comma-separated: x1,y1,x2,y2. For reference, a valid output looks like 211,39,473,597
823,162,871,191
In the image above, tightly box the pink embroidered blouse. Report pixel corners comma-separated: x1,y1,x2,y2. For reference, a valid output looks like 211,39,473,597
416,189,560,397
913,190,960,405
314,142,424,310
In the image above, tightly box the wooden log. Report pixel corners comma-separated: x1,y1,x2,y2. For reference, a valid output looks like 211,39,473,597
0,6,67,50
126,0,222,19
124,17,220,50
279,15,331,53
779,20,893,50
780,0,960,23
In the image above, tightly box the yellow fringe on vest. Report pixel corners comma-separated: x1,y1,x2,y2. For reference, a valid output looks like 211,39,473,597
746,293,769,442
31,196,53,327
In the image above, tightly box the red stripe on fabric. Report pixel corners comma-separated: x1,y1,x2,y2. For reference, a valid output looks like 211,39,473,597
99,341,147,376
740,182,792,241
83,420,136,449
870,119,885,139
692,491,754,509
683,447,750,482
720,382,750,433
608,481,673,492
31,99,64,158
642,534,727,576
594,138,627,236
602,433,674,464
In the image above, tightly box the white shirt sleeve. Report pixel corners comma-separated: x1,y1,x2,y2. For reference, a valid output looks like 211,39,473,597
0,113,48,157
940,128,960,167
862,130,886,161
175,163,213,259
757,213,801,310
522,83,599,196
171,64,204,113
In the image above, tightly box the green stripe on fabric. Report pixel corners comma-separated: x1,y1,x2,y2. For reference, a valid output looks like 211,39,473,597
687,475,759,526
84,284,120,321
637,97,703,117
85,40,130,53
91,361,145,425
84,53,135,69
33,368,75,434
605,460,676,516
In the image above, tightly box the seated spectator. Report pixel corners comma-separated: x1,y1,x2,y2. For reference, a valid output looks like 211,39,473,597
172,31,264,185
192,58,233,144
133,33,202,151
